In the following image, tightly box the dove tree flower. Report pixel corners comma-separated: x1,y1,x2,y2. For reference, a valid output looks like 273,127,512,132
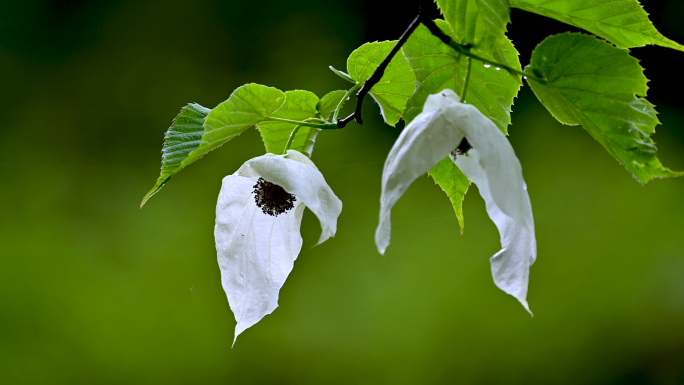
215,150,342,342
376,89,536,313
141,1,684,344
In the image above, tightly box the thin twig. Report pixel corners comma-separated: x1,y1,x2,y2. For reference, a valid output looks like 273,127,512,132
348,13,422,125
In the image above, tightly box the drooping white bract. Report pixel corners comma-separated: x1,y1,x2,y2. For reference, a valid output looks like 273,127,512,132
375,89,536,313
215,150,342,343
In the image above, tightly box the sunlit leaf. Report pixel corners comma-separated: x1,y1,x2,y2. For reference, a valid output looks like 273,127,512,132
141,83,285,206
345,41,416,126
257,90,321,157
528,32,683,183
511,0,684,52
435,0,512,65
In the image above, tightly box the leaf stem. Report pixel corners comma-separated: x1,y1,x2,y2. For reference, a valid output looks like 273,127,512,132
462,57,472,102
265,117,338,129
283,125,302,154
332,83,362,123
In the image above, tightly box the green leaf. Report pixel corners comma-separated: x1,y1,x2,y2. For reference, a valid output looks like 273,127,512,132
345,41,416,126
141,103,210,207
257,90,321,157
316,90,347,120
435,0,511,64
141,83,285,207
528,32,683,183
329,66,355,84
428,157,470,233
403,20,522,133
201,83,285,159
510,0,684,52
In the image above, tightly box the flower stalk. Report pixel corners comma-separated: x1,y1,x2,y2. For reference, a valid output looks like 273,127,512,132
283,125,302,154
461,57,472,103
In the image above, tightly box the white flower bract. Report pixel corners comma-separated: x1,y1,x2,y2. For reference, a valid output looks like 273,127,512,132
375,89,536,313
215,150,342,343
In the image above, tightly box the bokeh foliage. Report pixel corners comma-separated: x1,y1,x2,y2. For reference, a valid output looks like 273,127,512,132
1,0,684,384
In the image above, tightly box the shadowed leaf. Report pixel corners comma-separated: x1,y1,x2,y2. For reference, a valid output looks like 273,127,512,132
141,103,210,207
528,32,683,183
511,0,684,52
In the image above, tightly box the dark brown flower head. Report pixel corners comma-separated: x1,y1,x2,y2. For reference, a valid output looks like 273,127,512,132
451,137,472,160
253,177,297,217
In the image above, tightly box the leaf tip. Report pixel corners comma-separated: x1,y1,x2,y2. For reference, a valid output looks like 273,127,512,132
140,185,161,209
140,194,151,209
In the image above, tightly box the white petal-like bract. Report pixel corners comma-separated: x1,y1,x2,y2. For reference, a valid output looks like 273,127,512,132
215,150,342,343
376,91,466,254
454,139,536,315
376,89,536,312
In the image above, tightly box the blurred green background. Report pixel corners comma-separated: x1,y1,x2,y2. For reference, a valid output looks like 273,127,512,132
2,0,684,384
